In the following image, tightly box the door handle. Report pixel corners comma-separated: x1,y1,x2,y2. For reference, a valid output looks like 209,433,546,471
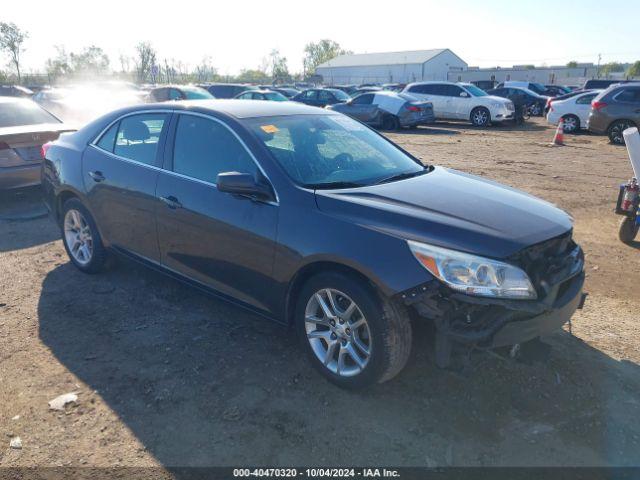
88,170,105,182
159,195,182,209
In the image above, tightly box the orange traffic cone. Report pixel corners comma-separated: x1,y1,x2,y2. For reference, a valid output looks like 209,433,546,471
551,119,565,146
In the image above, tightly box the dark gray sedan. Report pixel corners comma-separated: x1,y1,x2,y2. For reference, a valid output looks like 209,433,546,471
0,97,74,190
328,91,435,130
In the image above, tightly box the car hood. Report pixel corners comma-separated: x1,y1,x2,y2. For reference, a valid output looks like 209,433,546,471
482,95,513,105
314,167,572,259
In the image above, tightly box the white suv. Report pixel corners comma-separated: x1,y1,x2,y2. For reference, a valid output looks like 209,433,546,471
402,82,514,126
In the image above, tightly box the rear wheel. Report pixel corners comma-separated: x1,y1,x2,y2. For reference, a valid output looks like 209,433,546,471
562,114,580,133
61,198,107,273
619,216,639,244
295,272,412,388
381,115,400,131
530,103,542,116
470,107,491,127
608,120,635,145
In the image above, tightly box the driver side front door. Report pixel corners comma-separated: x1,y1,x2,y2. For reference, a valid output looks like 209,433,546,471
155,113,280,314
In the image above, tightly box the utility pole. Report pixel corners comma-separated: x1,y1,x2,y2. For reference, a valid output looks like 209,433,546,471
596,53,601,78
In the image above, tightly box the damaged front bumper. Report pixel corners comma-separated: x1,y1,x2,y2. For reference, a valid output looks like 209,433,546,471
399,239,586,366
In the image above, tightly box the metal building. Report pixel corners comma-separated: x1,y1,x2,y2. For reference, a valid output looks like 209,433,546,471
315,49,467,85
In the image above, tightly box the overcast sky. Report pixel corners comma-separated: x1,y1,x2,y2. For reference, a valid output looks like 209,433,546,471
4,0,640,75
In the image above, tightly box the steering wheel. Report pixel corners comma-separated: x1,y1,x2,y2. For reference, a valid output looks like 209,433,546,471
334,152,355,170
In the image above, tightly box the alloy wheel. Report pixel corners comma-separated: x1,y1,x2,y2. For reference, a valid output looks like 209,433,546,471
563,116,578,133
64,209,93,266
472,109,488,126
304,288,372,377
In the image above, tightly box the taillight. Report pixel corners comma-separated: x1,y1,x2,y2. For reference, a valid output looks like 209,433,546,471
546,98,552,107
407,105,422,112
592,100,607,111
41,142,53,159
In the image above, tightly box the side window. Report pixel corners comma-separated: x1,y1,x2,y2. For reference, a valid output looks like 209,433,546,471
238,92,251,99
96,121,119,152
113,113,168,166
615,88,640,103
351,94,374,105
304,90,318,99
152,88,169,102
168,89,183,100
576,94,597,105
318,90,332,102
444,85,464,97
172,115,258,184
408,84,425,94
425,84,444,95
252,92,264,100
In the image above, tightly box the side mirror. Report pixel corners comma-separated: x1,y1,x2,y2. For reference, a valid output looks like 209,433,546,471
217,172,274,202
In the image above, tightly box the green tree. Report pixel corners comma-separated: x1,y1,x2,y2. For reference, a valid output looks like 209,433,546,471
600,62,625,76
0,22,28,83
235,68,270,83
566,61,578,68
302,39,351,76
627,61,640,78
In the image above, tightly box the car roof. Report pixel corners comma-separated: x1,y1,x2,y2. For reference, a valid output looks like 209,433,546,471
153,99,335,119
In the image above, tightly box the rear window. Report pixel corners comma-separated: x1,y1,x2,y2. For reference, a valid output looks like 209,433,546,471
0,100,60,128
182,87,214,100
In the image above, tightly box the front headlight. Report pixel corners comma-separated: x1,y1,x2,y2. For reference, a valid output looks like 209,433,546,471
407,240,537,300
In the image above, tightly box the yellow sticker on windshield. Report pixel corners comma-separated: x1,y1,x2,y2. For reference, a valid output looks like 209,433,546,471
260,124,279,133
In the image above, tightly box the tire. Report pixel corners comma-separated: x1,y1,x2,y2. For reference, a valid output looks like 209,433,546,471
530,103,542,116
562,114,580,133
295,272,412,389
381,115,400,131
60,198,108,273
608,120,635,145
619,216,639,244
470,107,491,127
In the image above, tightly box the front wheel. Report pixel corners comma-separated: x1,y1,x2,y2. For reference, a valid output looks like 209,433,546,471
470,107,491,127
295,272,412,388
61,198,108,273
619,216,639,244
530,103,542,116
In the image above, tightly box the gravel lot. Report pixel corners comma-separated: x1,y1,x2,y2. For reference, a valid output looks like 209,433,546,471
1,118,639,469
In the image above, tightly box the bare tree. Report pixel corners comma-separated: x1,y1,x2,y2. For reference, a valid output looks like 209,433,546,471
0,22,28,83
134,42,157,83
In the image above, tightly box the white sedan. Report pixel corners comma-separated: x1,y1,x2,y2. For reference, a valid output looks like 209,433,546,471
546,90,602,133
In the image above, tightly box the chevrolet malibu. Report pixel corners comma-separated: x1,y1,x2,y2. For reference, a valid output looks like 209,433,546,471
42,100,585,388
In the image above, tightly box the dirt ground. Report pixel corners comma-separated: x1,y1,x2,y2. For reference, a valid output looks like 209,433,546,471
1,117,639,470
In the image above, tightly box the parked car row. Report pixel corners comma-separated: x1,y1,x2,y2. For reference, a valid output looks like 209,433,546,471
543,82,640,143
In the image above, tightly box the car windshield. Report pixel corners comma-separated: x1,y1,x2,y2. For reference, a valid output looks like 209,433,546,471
264,92,288,102
182,87,215,100
463,85,487,97
247,114,426,188
0,100,60,128
329,89,350,101
528,83,547,95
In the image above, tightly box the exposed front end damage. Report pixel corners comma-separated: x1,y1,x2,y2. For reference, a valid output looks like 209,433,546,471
399,231,586,367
